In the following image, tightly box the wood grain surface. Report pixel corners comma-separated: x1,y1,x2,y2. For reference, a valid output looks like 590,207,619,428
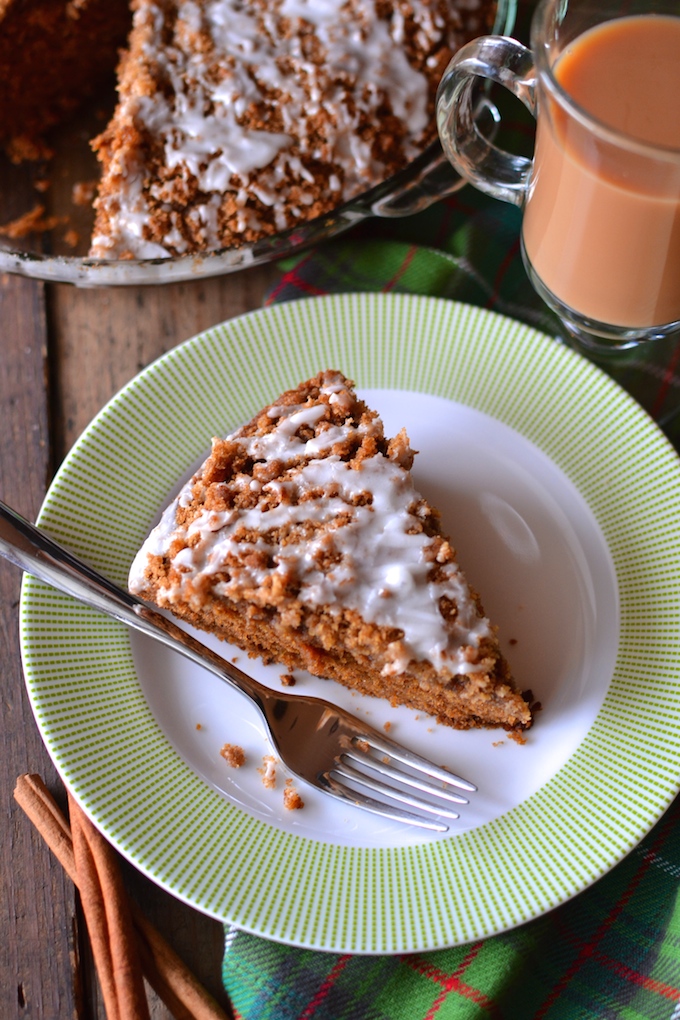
1,260,280,1019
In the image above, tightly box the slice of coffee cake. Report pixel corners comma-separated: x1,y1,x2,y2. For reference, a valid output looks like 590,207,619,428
129,371,532,731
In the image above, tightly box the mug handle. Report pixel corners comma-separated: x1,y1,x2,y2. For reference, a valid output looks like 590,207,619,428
436,36,537,207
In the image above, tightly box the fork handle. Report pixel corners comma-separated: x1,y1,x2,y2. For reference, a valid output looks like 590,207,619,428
0,499,273,711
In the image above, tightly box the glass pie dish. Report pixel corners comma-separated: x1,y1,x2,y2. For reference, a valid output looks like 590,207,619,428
0,0,515,287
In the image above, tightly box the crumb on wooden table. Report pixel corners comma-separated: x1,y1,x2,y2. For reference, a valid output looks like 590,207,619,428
6,135,54,164
0,205,66,239
72,180,97,206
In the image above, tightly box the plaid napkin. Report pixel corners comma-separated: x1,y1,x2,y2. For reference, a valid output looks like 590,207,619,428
266,190,680,440
221,190,680,1018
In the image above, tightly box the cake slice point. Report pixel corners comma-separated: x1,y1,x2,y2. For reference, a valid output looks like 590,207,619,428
129,371,533,732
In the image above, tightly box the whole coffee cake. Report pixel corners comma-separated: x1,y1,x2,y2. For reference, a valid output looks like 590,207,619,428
89,0,496,258
129,370,532,732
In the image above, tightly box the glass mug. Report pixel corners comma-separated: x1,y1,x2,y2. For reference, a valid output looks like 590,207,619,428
436,0,680,354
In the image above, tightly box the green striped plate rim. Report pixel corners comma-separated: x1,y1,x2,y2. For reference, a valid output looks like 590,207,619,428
20,293,680,953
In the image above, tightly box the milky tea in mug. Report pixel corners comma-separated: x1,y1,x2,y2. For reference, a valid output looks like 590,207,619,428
524,14,680,328
437,0,680,344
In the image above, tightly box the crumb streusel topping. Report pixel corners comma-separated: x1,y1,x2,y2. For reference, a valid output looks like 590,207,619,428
91,0,491,257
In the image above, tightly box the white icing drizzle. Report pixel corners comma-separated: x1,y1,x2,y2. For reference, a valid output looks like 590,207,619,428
91,0,464,257
129,377,493,678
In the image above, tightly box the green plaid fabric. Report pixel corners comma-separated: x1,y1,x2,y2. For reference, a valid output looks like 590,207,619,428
265,189,680,441
221,185,680,1019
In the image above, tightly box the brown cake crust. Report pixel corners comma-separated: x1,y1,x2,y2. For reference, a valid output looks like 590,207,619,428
129,371,533,732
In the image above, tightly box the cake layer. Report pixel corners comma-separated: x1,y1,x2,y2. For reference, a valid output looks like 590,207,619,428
129,370,532,732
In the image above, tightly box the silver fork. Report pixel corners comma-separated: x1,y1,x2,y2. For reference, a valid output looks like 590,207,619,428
0,499,476,832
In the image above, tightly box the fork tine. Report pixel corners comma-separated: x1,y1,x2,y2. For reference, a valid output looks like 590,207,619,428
0,501,477,833
342,750,470,805
351,732,477,793
320,774,450,832
332,761,462,820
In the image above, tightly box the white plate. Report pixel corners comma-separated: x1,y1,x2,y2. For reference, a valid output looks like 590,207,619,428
131,390,618,846
20,293,680,953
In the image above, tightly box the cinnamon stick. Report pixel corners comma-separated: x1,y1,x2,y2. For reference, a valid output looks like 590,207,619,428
14,774,231,1020
69,793,151,1020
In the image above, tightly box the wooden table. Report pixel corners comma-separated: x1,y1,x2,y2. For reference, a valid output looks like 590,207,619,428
1,256,281,1018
